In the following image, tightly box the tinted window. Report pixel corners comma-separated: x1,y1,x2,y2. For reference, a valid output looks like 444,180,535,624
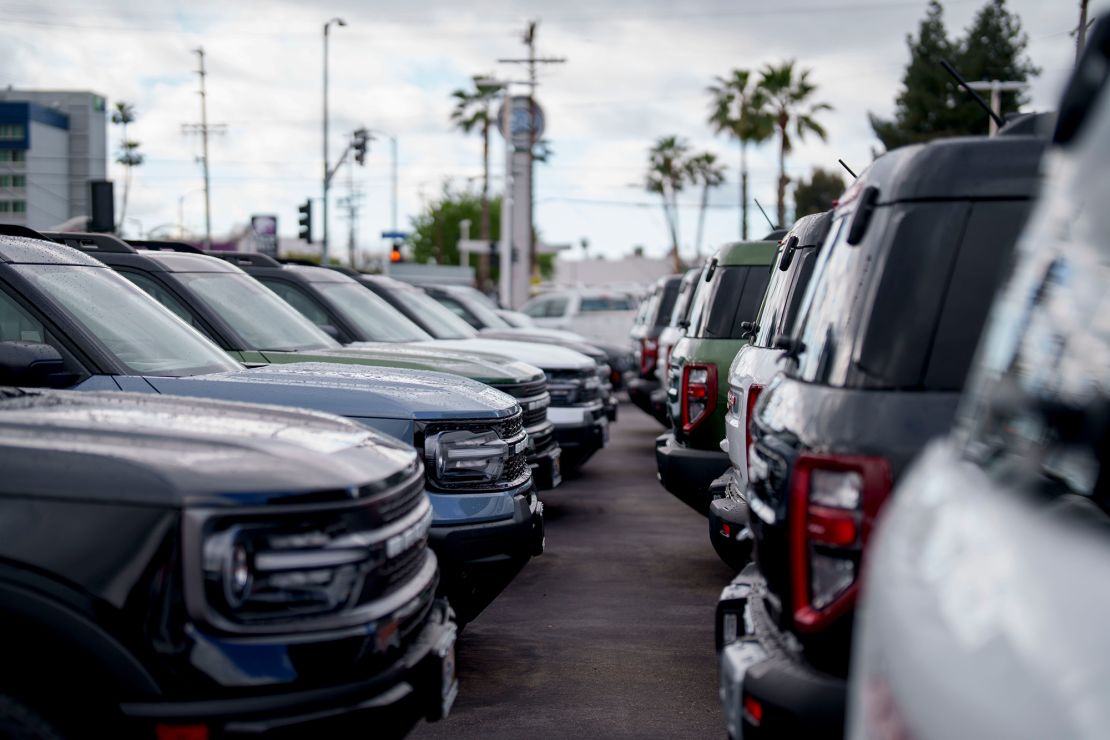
262,279,333,328
15,264,240,377
653,281,680,327
690,266,771,340
392,288,477,339
580,296,632,312
314,282,432,342
668,271,702,327
754,248,818,348
435,294,483,328
120,272,199,328
177,272,339,352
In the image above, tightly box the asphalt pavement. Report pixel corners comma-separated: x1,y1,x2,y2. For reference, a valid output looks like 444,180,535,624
414,403,736,739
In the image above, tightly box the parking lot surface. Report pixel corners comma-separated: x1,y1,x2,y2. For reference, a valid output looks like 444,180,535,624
414,404,733,739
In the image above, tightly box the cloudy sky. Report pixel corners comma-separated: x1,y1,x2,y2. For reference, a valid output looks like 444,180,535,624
1,0,1102,263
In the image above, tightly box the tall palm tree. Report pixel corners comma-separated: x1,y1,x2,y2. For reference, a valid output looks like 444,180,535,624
687,151,726,259
757,61,832,228
449,77,502,282
707,69,773,240
645,135,691,272
110,101,143,233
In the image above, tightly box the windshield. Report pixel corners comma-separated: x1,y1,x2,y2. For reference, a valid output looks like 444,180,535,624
316,282,433,342
177,271,339,352
457,292,512,328
394,288,477,340
16,264,241,377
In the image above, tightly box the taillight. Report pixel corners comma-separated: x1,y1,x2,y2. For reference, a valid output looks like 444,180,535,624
744,383,764,459
680,363,717,433
788,452,892,632
640,338,659,376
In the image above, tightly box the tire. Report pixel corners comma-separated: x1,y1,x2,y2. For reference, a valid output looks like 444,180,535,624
0,693,66,740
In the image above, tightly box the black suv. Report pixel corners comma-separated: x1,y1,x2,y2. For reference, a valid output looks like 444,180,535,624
0,386,456,738
718,133,1046,739
627,274,681,418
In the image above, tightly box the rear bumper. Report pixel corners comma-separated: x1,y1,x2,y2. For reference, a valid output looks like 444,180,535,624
718,566,846,740
121,600,458,738
708,468,752,570
654,431,730,515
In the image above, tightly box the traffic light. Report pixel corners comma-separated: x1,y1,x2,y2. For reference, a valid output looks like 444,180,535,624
353,128,369,166
297,199,312,242
390,242,403,263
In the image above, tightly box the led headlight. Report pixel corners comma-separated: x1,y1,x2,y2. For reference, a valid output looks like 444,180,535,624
425,429,509,485
203,527,255,610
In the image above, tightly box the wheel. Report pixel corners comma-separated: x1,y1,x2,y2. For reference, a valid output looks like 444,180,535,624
0,693,66,740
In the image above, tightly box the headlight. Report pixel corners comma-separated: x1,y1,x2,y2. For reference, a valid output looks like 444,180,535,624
425,429,509,486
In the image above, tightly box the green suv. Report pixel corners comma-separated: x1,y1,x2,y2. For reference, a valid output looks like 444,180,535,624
655,239,777,514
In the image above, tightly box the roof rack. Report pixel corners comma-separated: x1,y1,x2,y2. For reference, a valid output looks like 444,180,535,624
0,224,50,240
324,265,359,276
209,251,283,268
129,239,205,254
41,231,137,254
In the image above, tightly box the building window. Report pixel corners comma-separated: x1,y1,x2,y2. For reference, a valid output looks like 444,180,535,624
0,201,25,213
0,175,25,188
0,150,26,163
0,125,26,141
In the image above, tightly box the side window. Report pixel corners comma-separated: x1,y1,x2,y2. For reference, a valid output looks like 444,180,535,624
261,280,332,328
119,272,200,328
545,298,568,318
524,299,550,318
0,288,46,343
436,295,481,328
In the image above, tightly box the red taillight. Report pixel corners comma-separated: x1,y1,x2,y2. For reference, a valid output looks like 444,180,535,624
640,337,659,376
788,452,892,633
743,694,764,726
156,726,209,740
744,383,764,459
680,363,717,433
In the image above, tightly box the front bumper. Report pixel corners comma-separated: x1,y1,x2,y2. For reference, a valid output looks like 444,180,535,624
122,600,458,738
708,468,753,571
549,402,609,468
527,421,562,490
428,484,544,623
718,566,846,739
627,376,660,416
655,430,730,516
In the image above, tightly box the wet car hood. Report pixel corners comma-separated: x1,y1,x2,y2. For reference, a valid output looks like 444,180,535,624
476,330,607,364
414,338,595,372
0,388,419,507
263,343,544,386
143,362,518,422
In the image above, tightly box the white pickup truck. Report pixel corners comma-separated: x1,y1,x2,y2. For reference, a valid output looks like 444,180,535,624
520,289,637,345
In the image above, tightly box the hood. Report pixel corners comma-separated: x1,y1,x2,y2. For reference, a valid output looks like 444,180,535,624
415,338,596,372
0,389,419,507
143,362,518,422
263,343,543,386
476,330,607,364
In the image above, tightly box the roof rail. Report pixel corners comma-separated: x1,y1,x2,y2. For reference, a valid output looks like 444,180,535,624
41,231,137,254
209,251,283,268
280,257,327,267
129,239,205,254
324,265,359,276
0,224,50,240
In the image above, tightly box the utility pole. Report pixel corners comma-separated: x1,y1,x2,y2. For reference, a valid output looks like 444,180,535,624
322,17,347,264
1076,0,1091,64
967,80,1026,135
182,48,225,248
499,21,564,292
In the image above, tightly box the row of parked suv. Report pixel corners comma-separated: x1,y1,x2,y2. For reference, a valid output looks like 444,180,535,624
0,225,624,736
629,20,1110,739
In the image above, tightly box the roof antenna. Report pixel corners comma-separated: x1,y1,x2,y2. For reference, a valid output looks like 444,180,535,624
837,158,858,180
940,59,1005,130
754,199,777,230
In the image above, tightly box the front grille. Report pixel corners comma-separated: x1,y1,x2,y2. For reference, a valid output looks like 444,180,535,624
546,368,602,407
529,425,556,456
500,377,547,400
500,378,550,429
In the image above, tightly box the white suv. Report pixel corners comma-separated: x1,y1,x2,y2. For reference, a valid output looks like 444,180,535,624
521,289,637,345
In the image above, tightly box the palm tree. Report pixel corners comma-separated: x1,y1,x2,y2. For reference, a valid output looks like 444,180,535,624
449,77,502,282
110,102,143,233
757,61,832,228
645,135,691,272
687,151,726,259
707,69,773,240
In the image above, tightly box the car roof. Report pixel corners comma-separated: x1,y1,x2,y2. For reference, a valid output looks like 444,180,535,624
281,263,357,283
135,250,243,273
863,134,1046,202
0,234,105,267
715,239,780,267
361,274,421,291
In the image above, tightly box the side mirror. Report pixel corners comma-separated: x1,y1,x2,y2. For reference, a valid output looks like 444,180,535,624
778,235,799,271
773,334,806,364
319,324,342,341
0,342,75,388
739,321,758,339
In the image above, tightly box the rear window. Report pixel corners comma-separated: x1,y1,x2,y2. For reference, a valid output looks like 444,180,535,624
652,281,680,327
689,265,772,340
754,247,819,348
580,296,633,312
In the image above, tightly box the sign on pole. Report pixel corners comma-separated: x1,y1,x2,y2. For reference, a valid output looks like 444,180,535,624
250,214,278,257
497,96,545,146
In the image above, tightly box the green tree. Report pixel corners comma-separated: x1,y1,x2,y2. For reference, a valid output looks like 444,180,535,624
410,187,503,281
758,61,832,228
870,0,1039,149
645,135,691,272
707,69,773,240
687,151,726,258
793,168,845,218
110,101,143,233
449,77,502,282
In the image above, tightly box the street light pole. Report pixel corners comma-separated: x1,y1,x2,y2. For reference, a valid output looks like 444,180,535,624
322,17,346,263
